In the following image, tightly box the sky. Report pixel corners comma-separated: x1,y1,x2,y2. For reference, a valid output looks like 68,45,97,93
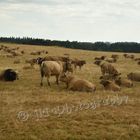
0,0,140,42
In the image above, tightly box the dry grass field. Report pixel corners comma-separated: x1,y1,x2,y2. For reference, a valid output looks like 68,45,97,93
0,43,140,140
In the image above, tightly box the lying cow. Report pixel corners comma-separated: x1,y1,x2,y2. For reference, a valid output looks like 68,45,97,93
60,74,96,92
127,72,140,81
0,69,18,81
115,77,133,88
100,80,121,92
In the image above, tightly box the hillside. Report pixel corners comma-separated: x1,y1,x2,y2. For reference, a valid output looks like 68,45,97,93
0,43,140,140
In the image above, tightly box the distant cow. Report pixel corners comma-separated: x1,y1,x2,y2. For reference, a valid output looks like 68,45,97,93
11,51,22,56
21,50,25,54
124,54,135,59
25,58,37,66
94,60,102,66
94,56,106,61
100,62,121,76
111,54,119,59
14,59,20,64
105,57,117,63
127,72,140,81
72,59,86,70
30,51,41,55
134,58,140,61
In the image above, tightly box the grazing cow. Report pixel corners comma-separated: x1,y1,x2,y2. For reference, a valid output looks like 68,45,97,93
25,58,37,67
71,59,86,70
94,60,102,66
94,56,106,61
123,54,128,58
134,58,140,61
45,51,48,54
39,60,73,86
105,57,117,63
60,74,96,92
14,59,20,64
111,54,119,59
30,51,41,55
124,54,135,59
100,80,121,91
0,69,18,81
138,61,140,65
11,51,22,56
6,54,14,58
100,62,121,76
127,72,140,81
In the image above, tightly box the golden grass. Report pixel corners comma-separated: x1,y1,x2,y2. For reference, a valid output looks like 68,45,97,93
0,43,140,140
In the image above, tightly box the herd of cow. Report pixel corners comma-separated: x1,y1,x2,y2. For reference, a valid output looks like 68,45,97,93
0,44,140,92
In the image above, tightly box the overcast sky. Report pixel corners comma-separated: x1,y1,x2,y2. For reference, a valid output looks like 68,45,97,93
0,0,140,42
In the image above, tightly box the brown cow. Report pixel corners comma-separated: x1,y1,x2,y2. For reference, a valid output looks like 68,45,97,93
100,62,121,76
100,80,121,91
94,56,106,61
105,57,117,63
111,54,119,59
115,77,133,88
127,72,140,81
72,59,86,70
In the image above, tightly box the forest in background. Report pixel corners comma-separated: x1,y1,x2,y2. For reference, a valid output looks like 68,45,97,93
0,37,140,53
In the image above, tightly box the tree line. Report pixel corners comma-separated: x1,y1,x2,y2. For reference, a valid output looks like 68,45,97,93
0,37,140,53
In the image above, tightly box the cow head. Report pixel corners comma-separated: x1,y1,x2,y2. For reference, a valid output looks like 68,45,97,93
100,80,111,87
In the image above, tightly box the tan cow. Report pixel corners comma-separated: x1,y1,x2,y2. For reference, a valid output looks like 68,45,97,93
60,74,96,92
100,80,121,91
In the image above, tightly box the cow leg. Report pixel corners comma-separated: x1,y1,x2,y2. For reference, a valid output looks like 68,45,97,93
56,75,59,85
47,77,51,86
101,69,105,75
74,64,77,70
66,82,69,89
40,71,44,86
40,76,43,86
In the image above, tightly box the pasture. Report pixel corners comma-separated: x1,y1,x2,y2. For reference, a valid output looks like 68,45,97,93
0,43,140,140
